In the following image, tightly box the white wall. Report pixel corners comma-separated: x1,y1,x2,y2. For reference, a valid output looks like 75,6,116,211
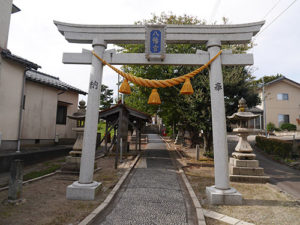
264,80,300,130
0,59,24,141
56,91,78,139
21,81,57,139
22,82,79,140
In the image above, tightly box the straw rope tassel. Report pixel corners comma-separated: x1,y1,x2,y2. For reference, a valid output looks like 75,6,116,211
148,89,161,105
119,79,131,94
180,78,194,95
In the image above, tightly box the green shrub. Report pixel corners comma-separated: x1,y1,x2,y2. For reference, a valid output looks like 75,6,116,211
256,136,293,158
267,122,276,132
280,123,297,131
204,151,214,158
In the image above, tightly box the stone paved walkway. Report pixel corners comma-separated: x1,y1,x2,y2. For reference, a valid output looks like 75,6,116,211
94,134,195,225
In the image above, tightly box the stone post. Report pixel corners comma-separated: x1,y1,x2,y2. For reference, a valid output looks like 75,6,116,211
66,39,106,200
8,159,23,202
206,39,242,205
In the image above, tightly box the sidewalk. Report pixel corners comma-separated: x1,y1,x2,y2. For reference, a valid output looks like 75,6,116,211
93,134,196,225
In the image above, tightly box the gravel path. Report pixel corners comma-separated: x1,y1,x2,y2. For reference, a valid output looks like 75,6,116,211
94,134,195,225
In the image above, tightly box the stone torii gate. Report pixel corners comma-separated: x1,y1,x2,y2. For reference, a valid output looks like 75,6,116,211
54,20,264,203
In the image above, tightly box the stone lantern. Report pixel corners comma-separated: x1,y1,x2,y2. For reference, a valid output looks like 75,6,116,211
67,100,86,157
61,100,86,174
227,98,269,183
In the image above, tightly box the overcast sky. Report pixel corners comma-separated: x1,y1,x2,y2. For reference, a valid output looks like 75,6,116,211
8,0,300,101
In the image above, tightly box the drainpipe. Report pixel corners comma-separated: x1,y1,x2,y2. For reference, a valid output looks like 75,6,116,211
17,67,30,153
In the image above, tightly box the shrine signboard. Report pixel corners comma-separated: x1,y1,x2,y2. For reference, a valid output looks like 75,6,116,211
145,25,166,61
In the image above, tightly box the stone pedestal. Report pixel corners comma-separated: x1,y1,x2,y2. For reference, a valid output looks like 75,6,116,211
66,181,102,200
61,128,84,174
229,130,269,183
229,158,269,183
206,186,242,205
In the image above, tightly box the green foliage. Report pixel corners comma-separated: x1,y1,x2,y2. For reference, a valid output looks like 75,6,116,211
204,151,214,158
256,136,293,158
100,84,113,110
267,122,276,132
23,164,60,181
252,74,283,86
280,123,297,131
97,121,115,136
120,12,260,150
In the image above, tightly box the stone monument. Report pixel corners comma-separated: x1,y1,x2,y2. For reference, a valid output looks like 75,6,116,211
228,98,269,183
61,100,86,174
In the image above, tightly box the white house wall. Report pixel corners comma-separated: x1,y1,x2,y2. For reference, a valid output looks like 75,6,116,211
21,81,57,139
0,59,24,141
264,81,300,129
56,91,78,139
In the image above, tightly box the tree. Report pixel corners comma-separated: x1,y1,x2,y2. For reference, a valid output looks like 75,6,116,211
121,12,260,151
252,74,283,86
100,84,113,110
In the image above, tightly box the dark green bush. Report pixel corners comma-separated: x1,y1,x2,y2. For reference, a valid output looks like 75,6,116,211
256,136,293,158
266,122,276,132
280,123,297,131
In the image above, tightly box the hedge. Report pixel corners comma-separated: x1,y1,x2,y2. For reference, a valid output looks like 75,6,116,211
280,123,297,131
255,136,293,158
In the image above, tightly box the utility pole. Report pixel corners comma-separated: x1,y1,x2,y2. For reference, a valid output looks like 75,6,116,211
262,77,267,137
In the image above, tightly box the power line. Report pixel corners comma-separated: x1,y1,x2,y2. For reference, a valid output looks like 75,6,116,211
256,0,298,38
263,0,282,19
209,0,222,23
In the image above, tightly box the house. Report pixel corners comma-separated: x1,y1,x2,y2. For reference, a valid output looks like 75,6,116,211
0,49,86,150
0,0,86,151
257,76,300,130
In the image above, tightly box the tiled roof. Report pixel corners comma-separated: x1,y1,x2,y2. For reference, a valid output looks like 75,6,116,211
258,76,300,88
1,49,40,70
26,70,87,95
248,106,263,113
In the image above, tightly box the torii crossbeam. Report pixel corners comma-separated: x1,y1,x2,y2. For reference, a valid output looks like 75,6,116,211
54,20,264,203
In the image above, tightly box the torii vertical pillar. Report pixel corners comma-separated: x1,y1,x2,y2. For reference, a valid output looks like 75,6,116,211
66,39,106,200
206,39,242,205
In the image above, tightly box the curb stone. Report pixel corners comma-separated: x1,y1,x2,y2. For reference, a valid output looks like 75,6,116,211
202,209,255,225
0,171,58,192
0,155,106,192
78,154,141,225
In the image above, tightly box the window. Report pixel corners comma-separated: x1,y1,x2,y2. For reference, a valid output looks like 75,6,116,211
56,105,67,125
278,114,289,126
277,93,288,100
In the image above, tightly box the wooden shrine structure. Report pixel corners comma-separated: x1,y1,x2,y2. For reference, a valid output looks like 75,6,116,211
98,103,151,168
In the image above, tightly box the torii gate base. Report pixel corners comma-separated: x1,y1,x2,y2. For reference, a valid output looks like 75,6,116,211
66,181,101,201
55,20,264,204
206,186,242,205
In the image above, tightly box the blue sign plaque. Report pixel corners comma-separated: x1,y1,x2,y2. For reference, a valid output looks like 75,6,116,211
145,25,166,61
150,30,161,53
